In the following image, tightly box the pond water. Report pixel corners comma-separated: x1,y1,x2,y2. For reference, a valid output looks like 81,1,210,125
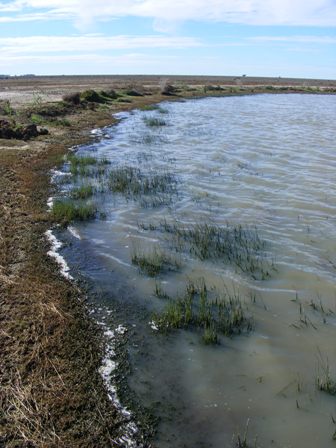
56,94,336,447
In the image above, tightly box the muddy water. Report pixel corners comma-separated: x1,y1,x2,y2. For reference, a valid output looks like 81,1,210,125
59,94,336,447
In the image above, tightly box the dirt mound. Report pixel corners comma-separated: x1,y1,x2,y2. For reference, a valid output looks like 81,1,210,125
0,119,48,140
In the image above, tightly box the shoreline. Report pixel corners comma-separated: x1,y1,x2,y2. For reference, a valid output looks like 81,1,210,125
1,77,335,447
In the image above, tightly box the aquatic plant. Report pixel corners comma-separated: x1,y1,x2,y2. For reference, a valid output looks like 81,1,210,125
108,166,177,202
233,419,259,448
143,117,167,127
154,283,171,300
70,185,94,200
139,194,174,208
51,199,96,224
98,158,111,165
139,220,274,279
153,279,253,343
139,104,159,111
309,295,334,317
157,107,169,114
132,246,181,277
140,134,157,145
290,298,318,330
202,324,218,345
68,154,97,176
316,351,336,395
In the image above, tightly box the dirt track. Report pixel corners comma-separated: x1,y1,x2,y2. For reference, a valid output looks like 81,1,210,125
0,75,335,447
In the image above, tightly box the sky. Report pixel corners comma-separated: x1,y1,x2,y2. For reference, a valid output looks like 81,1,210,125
0,0,335,79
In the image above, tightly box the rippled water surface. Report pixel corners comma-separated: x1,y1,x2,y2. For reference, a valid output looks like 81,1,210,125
59,94,336,447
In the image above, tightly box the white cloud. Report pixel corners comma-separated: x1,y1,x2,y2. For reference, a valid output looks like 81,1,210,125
0,10,68,22
1,0,335,26
250,35,336,44
0,0,24,12
0,34,202,55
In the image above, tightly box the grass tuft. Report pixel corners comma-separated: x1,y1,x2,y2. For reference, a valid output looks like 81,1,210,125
316,350,336,395
139,220,274,279
153,279,253,343
143,117,167,127
70,185,94,199
68,154,97,176
132,246,181,277
154,283,171,300
140,105,159,111
108,166,177,203
51,199,96,224
202,325,218,345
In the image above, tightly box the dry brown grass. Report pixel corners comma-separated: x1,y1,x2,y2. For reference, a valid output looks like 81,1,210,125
0,102,129,447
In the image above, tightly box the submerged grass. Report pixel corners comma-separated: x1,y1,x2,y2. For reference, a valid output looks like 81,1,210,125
132,246,181,277
140,220,274,279
70,184,94,199
68,154,98,176
143,117,167,127
108,165,177,204
140,104,160,111
140,105,168,114
51,199,96,224
153,279,253,343
316,350,336,395
233,419,259,448
154,282,171,300
139,194,174,208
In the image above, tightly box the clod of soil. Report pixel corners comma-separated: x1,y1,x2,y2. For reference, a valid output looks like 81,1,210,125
0,119,48,140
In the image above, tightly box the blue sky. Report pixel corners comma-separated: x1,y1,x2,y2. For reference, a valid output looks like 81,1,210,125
0,0,335,79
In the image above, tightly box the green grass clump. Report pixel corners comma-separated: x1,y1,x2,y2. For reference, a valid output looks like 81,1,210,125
140,134,158,145
157,107,169,114
202,325,218,345
31,114,71,127
140,104,160,111
154,283,171,300
71,185,94,199
139,194,174,208
140,105,169,114
100,89,118,100
153,279,253,343
108,166,176,201
108,166,139,193
30,113,46,125
143,117,167,127
316,352,336,395
80,89,110,104
68,154,97,175
98,158,111,165
116,97,133,103
140,221,274,279
51,200,96,224
0,100,15,116
54,118,71,127
233,419,258,448
132,247,180,277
